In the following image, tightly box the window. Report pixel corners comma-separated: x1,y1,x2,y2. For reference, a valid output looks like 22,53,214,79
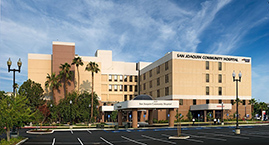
109,75,112,81
193,99,196,105
119,75,123,82
109,85,112,91
206,61,209,70
206,86,209,95
157,66,160,74
231,100,234,105
243,100,246,105
157,90,160,97
143,83,146,90
218,74,222,83
124,95,127,101
179,99,183,105
219,99,222,104
165,87,169,96
165,61,169,70
129,76,133,82
135,76,137,82
129,95,133,100
124,85,127,91
129,85,133,92
114,85,118,91
157,78,160,86
206,99,209,104
218,62,222,71
149,91,152,96
114,75,117,81
149,81,152,88
206,74,209,82
124,76,127,82
218,87,222,95
149,70,152,77
143,73,146,80
165,74,169,83
119,85,123,91
135,85,137,92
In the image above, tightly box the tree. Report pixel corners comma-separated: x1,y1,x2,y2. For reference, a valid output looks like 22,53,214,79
72,57,84,93
59,63,74,99
248,98,257,120
45,73,61,103
19,79,45,111
111,111,118,122
186,111,193,122
0,93,32,141
258,102,268,121
85,62,100,120
175,109,184,137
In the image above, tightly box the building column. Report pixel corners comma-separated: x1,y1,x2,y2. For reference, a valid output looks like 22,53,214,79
148,110,154,125
213,110,216,119
118,110,122,126
101,112,104,123
140,111,145,122
169,109,175,127
204,110,207,122
132,109,138,128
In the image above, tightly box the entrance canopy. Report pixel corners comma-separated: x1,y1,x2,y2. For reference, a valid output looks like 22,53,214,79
114,100,179,110
190,104,232,111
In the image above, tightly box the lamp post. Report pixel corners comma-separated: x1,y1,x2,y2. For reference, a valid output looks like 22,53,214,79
233,71,242,135
221,102,224,125
7,58,22,96
70,100,72,125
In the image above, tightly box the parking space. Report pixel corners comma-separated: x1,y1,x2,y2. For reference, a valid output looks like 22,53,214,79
21,125,269,145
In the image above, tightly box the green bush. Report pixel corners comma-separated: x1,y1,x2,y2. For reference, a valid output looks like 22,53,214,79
0,137,24,145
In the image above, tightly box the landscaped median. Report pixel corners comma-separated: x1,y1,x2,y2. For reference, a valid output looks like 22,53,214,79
0,137,27,145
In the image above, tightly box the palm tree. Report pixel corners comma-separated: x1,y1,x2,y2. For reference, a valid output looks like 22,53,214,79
45,73,61,102
258,102,268,121
71,57,84,93
248,98,257,120
85,62,100,120
59,63,74,98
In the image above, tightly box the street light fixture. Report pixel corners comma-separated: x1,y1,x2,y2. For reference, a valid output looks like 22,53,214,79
221,102,224,125
70,100,72,125
232,71,242,135
7,58,22,96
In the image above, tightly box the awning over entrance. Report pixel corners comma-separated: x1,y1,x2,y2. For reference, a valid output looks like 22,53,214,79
101,106,114,112
190,104,232,111
114,95,179,128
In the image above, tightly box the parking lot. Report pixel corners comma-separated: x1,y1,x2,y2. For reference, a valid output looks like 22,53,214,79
20,125,269,145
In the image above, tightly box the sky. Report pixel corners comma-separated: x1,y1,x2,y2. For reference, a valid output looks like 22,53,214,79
0,0,268,102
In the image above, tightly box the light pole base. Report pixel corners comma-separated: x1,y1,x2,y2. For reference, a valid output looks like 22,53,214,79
235,128,240,135
221,122,224,126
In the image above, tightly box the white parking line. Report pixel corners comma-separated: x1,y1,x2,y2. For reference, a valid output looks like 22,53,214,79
240,133,269,138
100,137,114,145
77,138,84,145
126,130,131,132
141,135,176,144
52,138,55,145
87,130,92,134
121,136,147,145
161,134,204,143
182,133,227,141
199,132,249,139
71,130,73,134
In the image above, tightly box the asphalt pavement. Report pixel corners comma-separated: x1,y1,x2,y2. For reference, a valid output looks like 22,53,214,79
18,125,269,145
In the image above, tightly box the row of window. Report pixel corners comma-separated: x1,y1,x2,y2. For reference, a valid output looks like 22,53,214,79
206,74,222,83
206,86,222,95
147,87,170,97
109,75,137,82
124,95,135,101
192,99,246,105
142,74,169,90
109,85,137,92
206,61,222,70
143,62,169,80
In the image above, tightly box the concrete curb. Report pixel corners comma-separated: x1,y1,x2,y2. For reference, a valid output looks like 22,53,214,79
26,130,54,134
16,138,28,145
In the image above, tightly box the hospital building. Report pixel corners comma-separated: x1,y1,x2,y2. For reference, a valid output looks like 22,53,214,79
28,41,252,123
